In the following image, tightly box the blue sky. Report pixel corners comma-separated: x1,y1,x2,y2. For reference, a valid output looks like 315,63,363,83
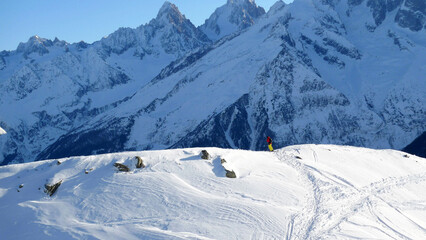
0,0,292,51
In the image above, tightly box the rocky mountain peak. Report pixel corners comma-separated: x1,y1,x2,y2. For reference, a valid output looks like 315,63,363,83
16,35,53,56
267,0,286,16
200,0,265,41
52,37,68,47
227,0,255,5
100,1,210,57
156,1,186,25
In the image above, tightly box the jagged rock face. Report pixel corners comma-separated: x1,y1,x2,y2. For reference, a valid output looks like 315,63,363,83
199,0,265,41
395,0,425,31
347,0,425,31
226,0,266,28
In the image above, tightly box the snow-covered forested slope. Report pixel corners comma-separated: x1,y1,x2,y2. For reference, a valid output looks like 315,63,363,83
0,145,425,239
0,0,425,165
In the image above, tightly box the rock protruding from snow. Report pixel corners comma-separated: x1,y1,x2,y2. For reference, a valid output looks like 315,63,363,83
114,163,130,172
199,0,265,41
45,180,62,197
135,156,145,168
221,158,237,178
200,150,211,160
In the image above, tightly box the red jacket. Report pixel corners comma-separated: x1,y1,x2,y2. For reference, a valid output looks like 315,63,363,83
266,137,272,144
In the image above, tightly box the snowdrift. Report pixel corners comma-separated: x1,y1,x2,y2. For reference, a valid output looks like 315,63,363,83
0,145,425,239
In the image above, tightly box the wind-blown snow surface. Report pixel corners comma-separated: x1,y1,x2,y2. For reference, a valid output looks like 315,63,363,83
1,145,425,239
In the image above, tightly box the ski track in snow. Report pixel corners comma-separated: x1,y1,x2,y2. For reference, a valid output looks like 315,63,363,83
0,146,426,239
276,147,426,239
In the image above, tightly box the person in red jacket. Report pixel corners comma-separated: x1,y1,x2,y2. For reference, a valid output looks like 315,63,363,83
266,136,273,152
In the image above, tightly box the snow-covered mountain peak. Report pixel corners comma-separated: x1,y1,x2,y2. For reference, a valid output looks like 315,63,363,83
15,35,69,57
16,35,53,56
158,1,179,14
99,1,210,57
227,0,255,5
199,0,265,41
156,1,186,25
267,0,287,16
141,2,211,56
52,37,67,47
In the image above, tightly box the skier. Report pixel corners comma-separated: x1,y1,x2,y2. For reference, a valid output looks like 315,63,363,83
266,136,273,152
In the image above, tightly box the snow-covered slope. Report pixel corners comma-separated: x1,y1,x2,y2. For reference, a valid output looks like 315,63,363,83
1,145,425,239
0,127,5,135
199,0,266,41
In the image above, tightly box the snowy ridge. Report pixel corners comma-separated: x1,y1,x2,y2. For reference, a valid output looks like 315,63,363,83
1,145,425,239
0,127,5,135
